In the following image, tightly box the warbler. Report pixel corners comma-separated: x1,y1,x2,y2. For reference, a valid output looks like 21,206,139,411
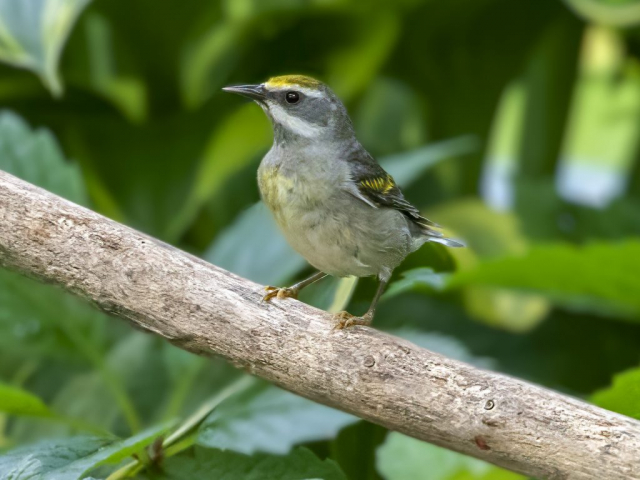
224,75,462,328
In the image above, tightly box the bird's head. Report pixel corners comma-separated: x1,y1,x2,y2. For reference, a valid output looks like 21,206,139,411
223,75,354,144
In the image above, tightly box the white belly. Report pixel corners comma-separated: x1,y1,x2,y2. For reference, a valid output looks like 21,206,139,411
282,205,378,278
258,164,410,278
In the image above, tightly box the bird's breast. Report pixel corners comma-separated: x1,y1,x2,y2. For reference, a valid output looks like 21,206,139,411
258,163,335,222
258,166,291,215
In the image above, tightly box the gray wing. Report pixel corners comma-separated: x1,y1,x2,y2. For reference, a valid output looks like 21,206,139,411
345,148,463,247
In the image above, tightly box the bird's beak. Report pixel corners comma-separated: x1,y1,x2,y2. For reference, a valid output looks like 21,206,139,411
222,84,266,101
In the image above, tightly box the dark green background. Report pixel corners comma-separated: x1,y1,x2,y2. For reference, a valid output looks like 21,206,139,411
0,0,639,479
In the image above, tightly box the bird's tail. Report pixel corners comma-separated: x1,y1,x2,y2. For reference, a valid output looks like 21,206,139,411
410,226,465,250
426,235,465,248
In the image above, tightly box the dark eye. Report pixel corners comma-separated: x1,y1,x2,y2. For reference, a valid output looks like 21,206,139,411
285,91,300,104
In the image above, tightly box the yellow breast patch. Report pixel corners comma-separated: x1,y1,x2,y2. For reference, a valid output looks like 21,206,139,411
259,167,294,213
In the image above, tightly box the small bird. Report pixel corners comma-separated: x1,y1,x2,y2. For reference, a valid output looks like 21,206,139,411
224,75,462,328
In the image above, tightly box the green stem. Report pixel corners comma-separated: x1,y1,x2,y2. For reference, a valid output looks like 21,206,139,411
13,285,142,434
11,360,39,386
163,435,196,458
0,360,39,445
60,324,142,434
105,459,138,480
160,357,206,422
163,375,255,446
110,435,199,480
106,375,256,480
0,360,108,439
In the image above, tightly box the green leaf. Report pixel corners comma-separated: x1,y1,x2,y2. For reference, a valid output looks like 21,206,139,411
191,102,271,203
516,15,582,180
326,12,400,101
203,137,476,284
426,199,529,260
564,0,640,27
77,12,148,123
180,21,245,110
515,179,640,243
179,0,351,109
354,78,428,157
159,446,347,480
0,383,52,417
0,0,93,96
330,422,387,480
0,423,170,480
383,268,448,299
222,0,344,23
0,436,113,480
461,288,552,333
592,366,640,420
198,381,356,455
448,241,640,320
203,202,305,285
385,268,552,334
7,332,174,447
83,423,172,468
0,110,86,204
0,267,109,364
388,199,551,332
376,432,524,480
21,333,163,439
381,136,477,188
166,103,271,240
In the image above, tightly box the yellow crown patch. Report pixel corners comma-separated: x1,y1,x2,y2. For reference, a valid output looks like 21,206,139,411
265,75,323,89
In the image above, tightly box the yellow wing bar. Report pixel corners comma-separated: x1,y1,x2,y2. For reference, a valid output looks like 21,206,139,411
361,174,394,194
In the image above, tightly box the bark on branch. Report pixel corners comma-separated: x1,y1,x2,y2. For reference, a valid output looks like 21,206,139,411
0,170,638,480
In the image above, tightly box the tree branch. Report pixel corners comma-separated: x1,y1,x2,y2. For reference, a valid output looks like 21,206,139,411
0,170,638,480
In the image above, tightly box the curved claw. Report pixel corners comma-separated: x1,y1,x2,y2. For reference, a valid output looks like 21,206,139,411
262,286,298,302
332,311,372,330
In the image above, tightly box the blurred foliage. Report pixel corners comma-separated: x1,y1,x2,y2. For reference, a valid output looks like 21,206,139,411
197,380,356,455
0,0,92,96
565,0,640,27
0,0,640,479
377,433,523,480
592,366,640,419
149,447,347,480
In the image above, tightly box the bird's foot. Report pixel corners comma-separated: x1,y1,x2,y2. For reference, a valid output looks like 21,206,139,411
263,286,298,302
332,311,372,330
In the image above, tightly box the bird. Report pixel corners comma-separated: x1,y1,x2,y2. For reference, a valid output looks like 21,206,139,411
223,75,462,328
